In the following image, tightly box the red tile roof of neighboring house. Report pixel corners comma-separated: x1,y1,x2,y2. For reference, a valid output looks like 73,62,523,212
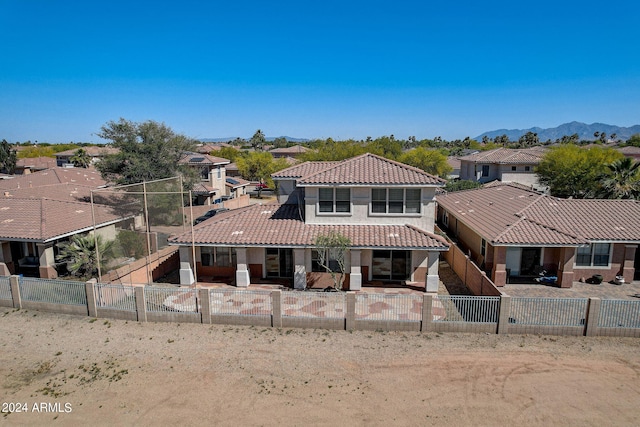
169,203,449,250
0,167,107,190
459,147,546,164
196,143,233,153
437,183,640,245
15,156,57,171
269,145,311,155
191,183,220,194
225,177,251,189
179,152,230,166
0,197,128,242
617,146,640,158
292,153,446,186
1,183,95,203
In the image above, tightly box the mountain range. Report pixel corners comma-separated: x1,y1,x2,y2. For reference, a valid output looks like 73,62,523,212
475,122,640,142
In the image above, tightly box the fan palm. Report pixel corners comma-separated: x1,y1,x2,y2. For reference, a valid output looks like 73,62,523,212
599,157,640,199
56,234,114,279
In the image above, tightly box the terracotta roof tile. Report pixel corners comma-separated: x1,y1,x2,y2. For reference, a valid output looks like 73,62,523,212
437,183,640,245
0,167,107,190
0,198,127,242
179,152,230,166
169,203,449,250
272,161,339,179
296,153,445,186
459,147,546,164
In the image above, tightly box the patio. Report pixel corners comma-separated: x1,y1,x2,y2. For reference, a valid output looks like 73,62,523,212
503,280,640,300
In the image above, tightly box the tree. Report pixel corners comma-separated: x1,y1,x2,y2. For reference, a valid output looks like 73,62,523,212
70,148,91,168
314,231,351,291
235,152,289,196
56,234,114,280
494,134,510,147
598,157,640,199
0,139,17,174
398,147,452,177
95,118,198,188
626,133,640,147
518,131,539,147
536,144,623,198
444,179,482,192
250,129,266,151
216,146,242,163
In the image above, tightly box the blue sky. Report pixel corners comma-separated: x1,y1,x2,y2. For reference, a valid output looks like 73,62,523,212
1,0,639,143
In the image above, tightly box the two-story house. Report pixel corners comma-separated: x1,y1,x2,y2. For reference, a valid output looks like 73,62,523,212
179,152,249,205
168,153,449,291
459,147,547,190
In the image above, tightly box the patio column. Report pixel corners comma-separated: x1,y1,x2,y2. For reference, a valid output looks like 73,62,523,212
350,249,362,291
557,247,575,288
622,245,637,283
179,246,195,285
491,246,507,287
426,251,439,292
293,248,306,290
235,247,250,287
37,244,57,279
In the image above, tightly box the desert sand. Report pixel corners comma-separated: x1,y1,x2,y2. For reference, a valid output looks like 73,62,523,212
1,306,639,426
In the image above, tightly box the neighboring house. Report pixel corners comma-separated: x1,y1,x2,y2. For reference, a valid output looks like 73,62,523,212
436,183,640,288
617,146,640,160
446,156,461,179
458,147,546,190
0,167,107,191
55,146,119,167
14,156,57,174
269,145,311,159
225,177,251,199
169,153,449,291
196,143,233,154
179,152,231,205
0,197,134,278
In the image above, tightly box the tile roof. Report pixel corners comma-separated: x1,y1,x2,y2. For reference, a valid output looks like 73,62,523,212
225,177,251,188
0,198,128,242
1,183,95,203
179,152,230,166
459,147,546,164
269,145,310,155
437,183,640,245
283,153,445,186
0,167,107,190
15,156,57,170
169,203,449,250
271,161,339,179
191,183,219,194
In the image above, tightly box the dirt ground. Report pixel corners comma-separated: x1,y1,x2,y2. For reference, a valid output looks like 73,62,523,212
1,307,639,426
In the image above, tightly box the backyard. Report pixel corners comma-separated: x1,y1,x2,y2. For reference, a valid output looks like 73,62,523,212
1,307,639,426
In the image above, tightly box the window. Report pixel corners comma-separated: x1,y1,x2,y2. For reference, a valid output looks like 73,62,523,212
217,167,222,179
201,247,236,267
575,243,611,267
318,188,351,213
511,166,517,171
442,211,449,227
370,188,421,214
200,167,209,180
481,165,490,177
312,249,342,272
481,239,486,257
524,166,531,172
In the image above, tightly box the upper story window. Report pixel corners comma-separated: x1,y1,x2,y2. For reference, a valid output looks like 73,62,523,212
575,243,610,267
200,167,209,180
371,188,421,214
217,166,222,179
481,165,490,177
319,188,351,213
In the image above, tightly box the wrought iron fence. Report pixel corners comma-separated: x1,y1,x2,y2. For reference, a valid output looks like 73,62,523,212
145,286,198,313
94,283,137,312
355,293,422,322
0,277,11,300
509,297,588,326
18,277,87,306
209,289,273,316
598,300,640,328
435,296,500,323
282,291,346,319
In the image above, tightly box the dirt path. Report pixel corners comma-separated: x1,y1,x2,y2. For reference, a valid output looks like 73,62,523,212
1,307,639,426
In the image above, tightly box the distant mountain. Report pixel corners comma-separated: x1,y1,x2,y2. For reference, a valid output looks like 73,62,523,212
476,122,640,142
199,136,310,143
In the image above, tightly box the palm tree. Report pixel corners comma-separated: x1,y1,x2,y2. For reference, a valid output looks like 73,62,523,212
599,157,640,199
70,148,91,168
56,234,114,279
